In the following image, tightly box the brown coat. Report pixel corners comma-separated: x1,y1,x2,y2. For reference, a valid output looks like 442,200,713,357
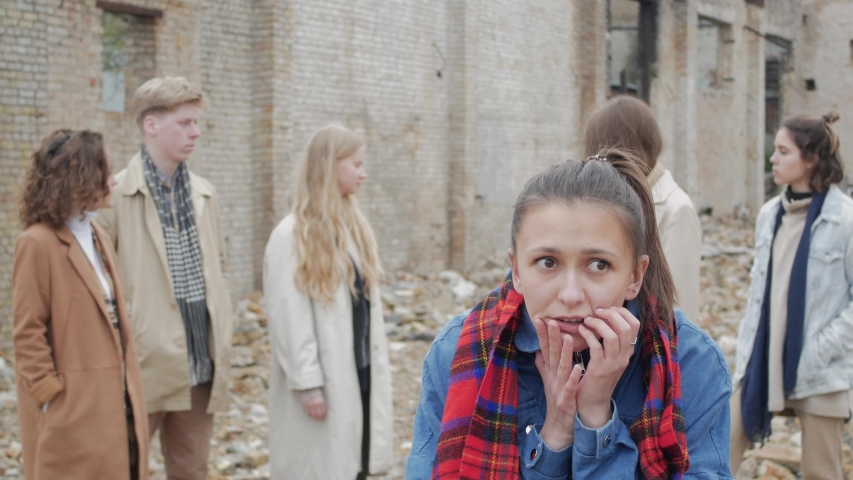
96,153,233,413
12,222,150,480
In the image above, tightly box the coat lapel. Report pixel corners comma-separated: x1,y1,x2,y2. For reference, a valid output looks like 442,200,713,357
57,226,112,327
189,171,210,222
93,223,130,352
143,194,174,292
124,154,174,292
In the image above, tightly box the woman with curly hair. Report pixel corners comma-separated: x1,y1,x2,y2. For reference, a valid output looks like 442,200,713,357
732,112,851,479
12,129,149,480
263,124,393,479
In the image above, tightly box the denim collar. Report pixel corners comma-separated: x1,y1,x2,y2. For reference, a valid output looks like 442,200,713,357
514,299,641,353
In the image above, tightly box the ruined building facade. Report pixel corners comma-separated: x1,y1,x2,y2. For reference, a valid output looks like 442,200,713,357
1,0,850,321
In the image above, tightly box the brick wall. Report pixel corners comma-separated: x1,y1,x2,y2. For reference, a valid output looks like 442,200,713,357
0,0,49,324
787,0,853,178
1,0,850,324
651,0,831,215
448,0,606,271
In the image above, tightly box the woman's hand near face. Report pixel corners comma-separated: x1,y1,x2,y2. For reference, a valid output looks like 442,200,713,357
534,318,584,451
575,306,640,429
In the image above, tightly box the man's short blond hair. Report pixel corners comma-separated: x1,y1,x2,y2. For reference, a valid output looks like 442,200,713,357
131,76,204,128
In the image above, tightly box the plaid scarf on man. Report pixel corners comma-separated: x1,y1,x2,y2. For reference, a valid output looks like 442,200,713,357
434,275,689,479
141,148,212,386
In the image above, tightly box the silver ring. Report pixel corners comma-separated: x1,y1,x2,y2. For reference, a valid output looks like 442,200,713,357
630,337,637,345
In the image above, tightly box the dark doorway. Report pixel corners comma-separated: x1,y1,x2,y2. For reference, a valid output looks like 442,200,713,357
606,0,657,102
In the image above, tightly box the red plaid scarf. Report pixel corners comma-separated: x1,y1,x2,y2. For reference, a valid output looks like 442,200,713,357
433,276,689,479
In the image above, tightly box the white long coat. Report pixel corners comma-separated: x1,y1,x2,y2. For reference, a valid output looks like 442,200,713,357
263,214,393,479
649,164,703,323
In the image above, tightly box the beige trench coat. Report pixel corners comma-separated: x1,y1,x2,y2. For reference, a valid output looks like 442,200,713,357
648,163,703,323
13,223,150,480
263,214,394,479
96,153,233,414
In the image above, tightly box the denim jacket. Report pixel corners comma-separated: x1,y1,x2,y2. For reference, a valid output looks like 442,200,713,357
406,305,733,479
733,184,853,399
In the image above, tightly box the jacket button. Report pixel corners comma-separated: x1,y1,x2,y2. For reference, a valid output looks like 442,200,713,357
170,302,177,310
526,425,533,434
603,434,611,448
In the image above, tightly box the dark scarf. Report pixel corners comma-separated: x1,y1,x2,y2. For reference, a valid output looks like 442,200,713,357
141,148,212,386
741,189,827,442
433,274,689,479
351,260,371,392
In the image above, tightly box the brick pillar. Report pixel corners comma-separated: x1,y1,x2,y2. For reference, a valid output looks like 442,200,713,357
251,0,275,289
745,4,767,210
0,1,49,326
653,0,698,199
573,0,608,129
446,0,478,272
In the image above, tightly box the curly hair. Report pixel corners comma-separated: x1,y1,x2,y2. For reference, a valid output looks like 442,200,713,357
19,129,112,229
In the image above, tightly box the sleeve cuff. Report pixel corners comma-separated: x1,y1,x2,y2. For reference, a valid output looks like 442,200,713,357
30,374,63,405
521,423,572,479
290,368,324,391
574,400,622,459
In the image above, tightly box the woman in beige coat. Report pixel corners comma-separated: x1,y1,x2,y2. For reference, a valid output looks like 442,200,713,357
584,96,703,323
12,130,149,480
263,124,393,479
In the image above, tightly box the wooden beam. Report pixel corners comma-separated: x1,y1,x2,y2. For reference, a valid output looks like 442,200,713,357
96,1,163,18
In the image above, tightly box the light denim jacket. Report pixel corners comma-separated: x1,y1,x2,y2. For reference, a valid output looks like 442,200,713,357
733,184,853,399
406,305,733,479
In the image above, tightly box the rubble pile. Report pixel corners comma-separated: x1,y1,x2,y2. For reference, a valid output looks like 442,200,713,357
1,214,853,479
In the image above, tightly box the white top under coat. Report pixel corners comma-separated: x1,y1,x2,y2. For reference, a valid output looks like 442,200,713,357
66,211,112,301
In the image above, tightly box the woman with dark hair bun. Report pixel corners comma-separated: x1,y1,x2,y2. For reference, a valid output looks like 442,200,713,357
731,111,852,479
13,130,149,480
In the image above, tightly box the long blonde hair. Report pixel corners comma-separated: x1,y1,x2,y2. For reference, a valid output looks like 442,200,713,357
292,124,382,304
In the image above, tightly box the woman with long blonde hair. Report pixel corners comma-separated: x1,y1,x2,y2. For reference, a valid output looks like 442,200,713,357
263,124,393,479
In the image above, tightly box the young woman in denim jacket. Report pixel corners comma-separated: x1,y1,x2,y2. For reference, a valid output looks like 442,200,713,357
407,150,733,479
731,112,851,479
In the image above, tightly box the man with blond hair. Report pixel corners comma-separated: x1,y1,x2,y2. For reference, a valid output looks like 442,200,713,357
97,76,232,479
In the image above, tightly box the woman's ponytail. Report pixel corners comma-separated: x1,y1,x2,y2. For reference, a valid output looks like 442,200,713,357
511,147,679,325
598,148,677,325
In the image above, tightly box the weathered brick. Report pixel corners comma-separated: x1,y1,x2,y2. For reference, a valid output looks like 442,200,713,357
0,0,850,325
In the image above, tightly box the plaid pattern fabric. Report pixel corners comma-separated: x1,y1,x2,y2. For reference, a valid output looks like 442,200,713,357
141,148,212,386
435,276,689,480
629,297,690,480
434,274,523,480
